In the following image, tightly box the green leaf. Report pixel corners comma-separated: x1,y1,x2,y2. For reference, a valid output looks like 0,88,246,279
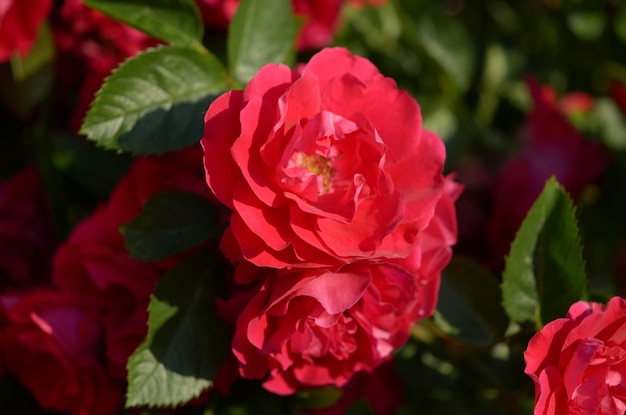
0,23,54,117
292,387,342,410
594,98,626,151
82,0,203,48
80,46,227,156
501,177,587,326
126,252,230,408
404,3,474,92
567,11,606,41
346,398,375,415
435,257,509,347
10,22,55,82
121,190,222,261
227,0,300,84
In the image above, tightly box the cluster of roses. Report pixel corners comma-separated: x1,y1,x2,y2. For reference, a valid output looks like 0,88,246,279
202,47,461,395
4,0,626,414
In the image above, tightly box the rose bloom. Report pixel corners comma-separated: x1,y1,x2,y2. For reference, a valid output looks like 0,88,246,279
524,297,626,415
219,178,459,394
196,0,341,50
0,289,124,415
221,260,423,395
487,77,608,271
202,47,446,269
0,0,52,62
52,205,161,379
0,167,54,291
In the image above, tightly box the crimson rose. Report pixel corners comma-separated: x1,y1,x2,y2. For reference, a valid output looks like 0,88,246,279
202,47,445,269
221,260,424,395
0,289,123,415
524,297,626,414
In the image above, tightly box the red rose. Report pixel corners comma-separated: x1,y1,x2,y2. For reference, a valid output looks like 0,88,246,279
0,167,54,291
52,205,161,379
0,0,52,62
195,0,341,51
202,47,445,269
0,289,123,415
524,296,626,415
488,77,608,271
221,258,428,395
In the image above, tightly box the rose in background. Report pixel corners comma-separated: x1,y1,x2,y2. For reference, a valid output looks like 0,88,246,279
0,0,52,62
196,0,342,51
487,77,609,271
51,0,159,131
0,167,54,291
202,47,446,269
53,146,215,378
0,290,123,415
524,296,626,414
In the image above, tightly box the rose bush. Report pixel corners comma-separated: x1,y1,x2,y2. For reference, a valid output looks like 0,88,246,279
202,47,446,269
0,289,124,415
524,296,626,415
0,0,52,62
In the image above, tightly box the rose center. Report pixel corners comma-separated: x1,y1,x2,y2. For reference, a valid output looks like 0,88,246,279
292,152,336,194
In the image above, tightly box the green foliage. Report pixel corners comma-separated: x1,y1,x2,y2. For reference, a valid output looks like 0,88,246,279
80,46,227,155
126,252,230,408
292,387,342,411
82,0,204,49
121,190,222,261
227,0,300,85
502,177,587,326
594,98,626,151
346,398,375,415
436,257,509,347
